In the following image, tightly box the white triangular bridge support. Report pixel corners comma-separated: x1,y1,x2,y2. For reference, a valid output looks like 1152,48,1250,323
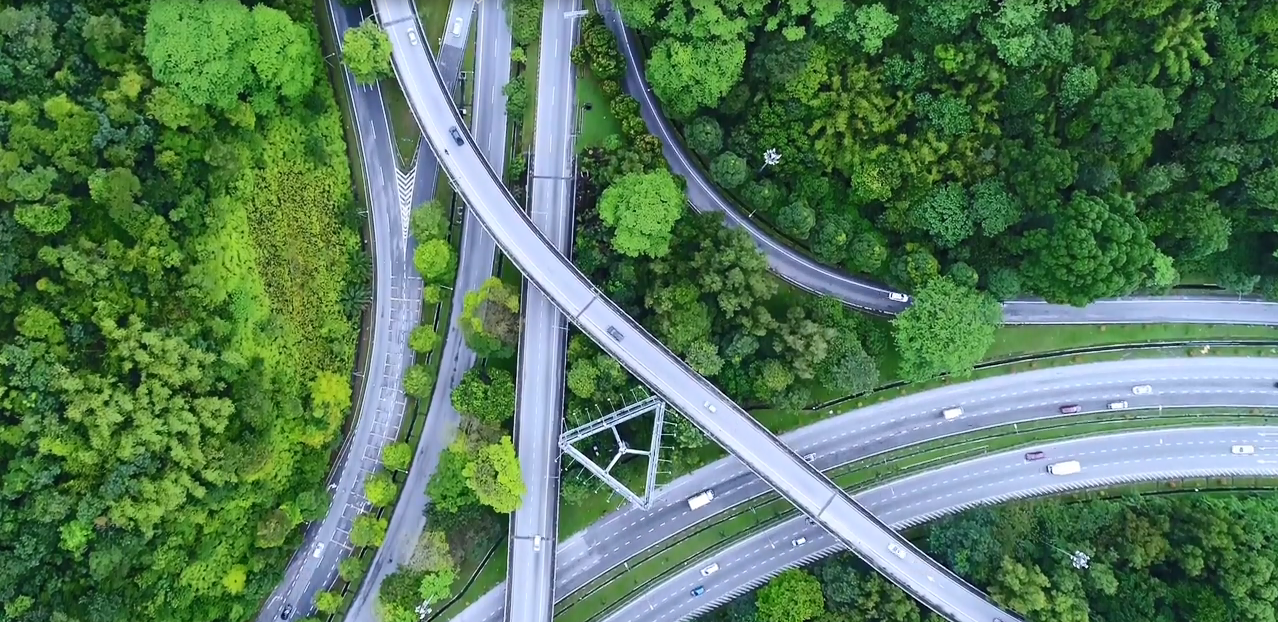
559,395,667,509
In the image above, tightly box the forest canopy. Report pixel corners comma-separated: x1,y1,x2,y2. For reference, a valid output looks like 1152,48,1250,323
620,0,1278,305
0,0,364,620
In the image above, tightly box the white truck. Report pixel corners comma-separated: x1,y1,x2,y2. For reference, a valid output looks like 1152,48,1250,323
687,489,715,510
1047,460,1081,476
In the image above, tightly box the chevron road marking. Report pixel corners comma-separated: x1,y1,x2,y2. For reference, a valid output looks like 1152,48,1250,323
397,167,415,240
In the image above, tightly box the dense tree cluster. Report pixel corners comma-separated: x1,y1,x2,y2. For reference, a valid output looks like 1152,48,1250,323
623,0,1278,304
0,1,364,620
705,494,1278,622
567,16,890,476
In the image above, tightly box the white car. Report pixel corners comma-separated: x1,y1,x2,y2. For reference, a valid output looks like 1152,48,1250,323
452,18,463,37
1108,400,1128,410
1132,384,1153,395
791,537,807,547
887,542,907,559
700,563,720,577
1232,445,1256,455
703,401,717,413
311,542,326,559
407,30,418,46
888,292,910,303
802,453,816,462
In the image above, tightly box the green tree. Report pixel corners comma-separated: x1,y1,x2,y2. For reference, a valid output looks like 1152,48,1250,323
504,74,528,117
756,569,825,622
464,437,526,513
364,471,399,508
1090,83,1174,159
1019,192,1157,306
459,277,521,358
409,324,440,353
892,277,1002,381
314,590,345,614
339,555,370,583
686,116,724,158
418,568,456,604
450,368,517,426
597,170,685,258
342,19,393,85
403,363,434,399
407,530,454,573
850,4,899,55
647,38,746,119
911,182,973,248
1058,64,1098,109
711,151,749,189
414,239,454,283
428,439,479,513
382,441,413,471
350,515,389,548
778,199,817,239
144,0,254,110
411,200,450,240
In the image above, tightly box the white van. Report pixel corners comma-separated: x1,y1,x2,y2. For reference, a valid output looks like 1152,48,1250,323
700,563,720,577
451,18,463,37
1047,460,1081,476
942,407,963,420
687,489,715,510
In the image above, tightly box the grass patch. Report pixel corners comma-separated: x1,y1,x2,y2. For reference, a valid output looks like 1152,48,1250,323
381,78,422,166
987,323,1278,359
575,69,622,150
557,409,1278,622
519,38,541,147
415,0,450,50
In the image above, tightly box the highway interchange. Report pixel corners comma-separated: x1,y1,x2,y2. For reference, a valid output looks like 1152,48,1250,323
375,1,1025,618
439,356,1278,622
254,1,1278,621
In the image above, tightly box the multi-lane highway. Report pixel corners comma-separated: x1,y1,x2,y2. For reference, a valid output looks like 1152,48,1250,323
441,356,1278,622
507,1,581,622
604,426,1278,622
346,2,507,619
597,2,1278,325
372,1,1017,618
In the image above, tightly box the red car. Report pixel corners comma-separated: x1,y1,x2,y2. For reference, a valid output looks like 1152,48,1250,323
1025,451,1046,461
1059,404,1081,414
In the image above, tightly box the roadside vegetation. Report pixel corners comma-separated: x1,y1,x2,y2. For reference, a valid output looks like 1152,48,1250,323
0,0,367,620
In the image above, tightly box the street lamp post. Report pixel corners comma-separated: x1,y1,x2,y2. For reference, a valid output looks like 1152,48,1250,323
758,148,781,173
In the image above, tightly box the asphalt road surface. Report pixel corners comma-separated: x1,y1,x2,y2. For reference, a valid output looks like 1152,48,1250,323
605,426,1278,622
347,0,506,619
507,1,582,622
597,2,1278,325
374,1,1015,618
443,356,1278,622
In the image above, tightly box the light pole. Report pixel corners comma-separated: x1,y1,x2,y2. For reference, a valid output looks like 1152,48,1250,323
1048,543,1091,569
759,148,781,173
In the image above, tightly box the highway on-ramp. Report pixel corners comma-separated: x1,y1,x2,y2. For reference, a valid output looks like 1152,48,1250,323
440,356,1278,622
604,426,1278,622
372,0,1019,618
597,2,1278,325
507,1,582,622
